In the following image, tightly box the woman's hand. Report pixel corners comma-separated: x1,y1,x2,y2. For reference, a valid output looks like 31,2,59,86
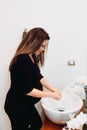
50,90,62,100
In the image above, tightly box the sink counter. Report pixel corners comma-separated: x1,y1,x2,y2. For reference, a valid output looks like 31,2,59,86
41,115,64,130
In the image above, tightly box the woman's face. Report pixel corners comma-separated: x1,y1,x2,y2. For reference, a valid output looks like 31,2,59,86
35,40,48,56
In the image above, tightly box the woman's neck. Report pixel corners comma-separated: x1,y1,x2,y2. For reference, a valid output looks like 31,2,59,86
29,54,34,63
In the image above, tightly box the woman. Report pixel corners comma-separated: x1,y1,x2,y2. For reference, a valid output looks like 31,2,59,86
4,27,61,130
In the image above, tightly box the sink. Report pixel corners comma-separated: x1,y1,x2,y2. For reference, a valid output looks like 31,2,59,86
41,91,83,124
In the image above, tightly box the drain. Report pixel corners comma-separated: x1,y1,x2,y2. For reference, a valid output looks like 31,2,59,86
57,107,65,112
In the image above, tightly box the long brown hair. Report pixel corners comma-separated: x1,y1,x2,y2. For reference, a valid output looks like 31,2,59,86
9,27,50,71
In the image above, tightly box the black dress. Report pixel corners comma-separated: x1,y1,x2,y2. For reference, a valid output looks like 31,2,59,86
4,54,43,130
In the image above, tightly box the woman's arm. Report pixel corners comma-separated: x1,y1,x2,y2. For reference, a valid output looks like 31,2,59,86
40,77,61,98
26,88,61,100
40,77,61,92
27,77,62,100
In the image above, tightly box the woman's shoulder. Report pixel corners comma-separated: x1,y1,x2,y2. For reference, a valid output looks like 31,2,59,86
17,54,29,59
17,54,31,64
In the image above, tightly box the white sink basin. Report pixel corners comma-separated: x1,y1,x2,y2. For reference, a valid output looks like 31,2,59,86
41,91,83,124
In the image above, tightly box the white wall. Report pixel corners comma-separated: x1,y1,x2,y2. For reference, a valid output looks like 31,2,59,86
0,0,87,129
